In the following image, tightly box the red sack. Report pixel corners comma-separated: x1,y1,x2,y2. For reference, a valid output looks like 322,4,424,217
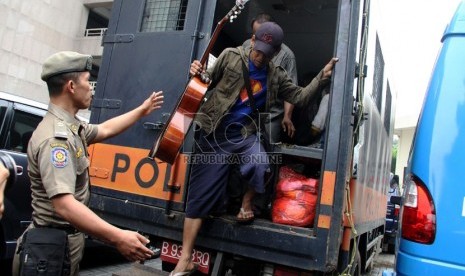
272,166,318,227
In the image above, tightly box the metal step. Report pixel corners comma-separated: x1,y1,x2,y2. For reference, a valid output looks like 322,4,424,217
112,262,169,276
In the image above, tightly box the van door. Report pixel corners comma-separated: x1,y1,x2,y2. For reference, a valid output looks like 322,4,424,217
0,100,45,258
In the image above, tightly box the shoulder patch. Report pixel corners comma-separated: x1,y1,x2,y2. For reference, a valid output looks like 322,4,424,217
54,120,68,139
50,142,69,149
51,146,69,168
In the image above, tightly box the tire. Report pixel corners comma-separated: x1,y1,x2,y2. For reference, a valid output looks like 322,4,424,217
382,238,389,252
388,243,396,254
161,260,176,272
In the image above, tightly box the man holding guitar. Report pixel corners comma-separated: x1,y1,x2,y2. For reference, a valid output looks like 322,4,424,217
170,22,337,276
243,13,299,142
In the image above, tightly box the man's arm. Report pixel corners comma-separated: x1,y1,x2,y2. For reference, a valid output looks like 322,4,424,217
282,102,295,138
93,91,163,143
281,57,338,106
52,194,153,262
279,46,298,138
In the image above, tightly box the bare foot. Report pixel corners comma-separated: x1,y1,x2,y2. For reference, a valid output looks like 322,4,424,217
171,258,198,275
236,207,254,222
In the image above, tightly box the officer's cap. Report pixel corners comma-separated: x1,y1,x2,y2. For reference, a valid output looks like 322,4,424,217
41,51,93,81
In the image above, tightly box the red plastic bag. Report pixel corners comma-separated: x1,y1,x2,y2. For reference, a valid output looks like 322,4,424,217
272,166,318,227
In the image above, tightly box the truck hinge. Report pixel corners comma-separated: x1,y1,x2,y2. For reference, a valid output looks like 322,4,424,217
191,30,205,39
355,63,367,78
89,167,109,179
102,34,134,44
143,122,165,130
91,98,122,109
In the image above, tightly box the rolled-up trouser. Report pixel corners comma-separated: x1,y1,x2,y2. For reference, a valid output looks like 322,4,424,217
312,93,329,131
185,131,269,218
12,224,85,276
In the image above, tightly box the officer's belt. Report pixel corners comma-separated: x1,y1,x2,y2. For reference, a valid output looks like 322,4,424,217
33,221,79,235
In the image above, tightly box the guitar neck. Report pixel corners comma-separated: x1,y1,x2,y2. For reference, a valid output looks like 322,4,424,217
199,17,228,65
199,2,247,65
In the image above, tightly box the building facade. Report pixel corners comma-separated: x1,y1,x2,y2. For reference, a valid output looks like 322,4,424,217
0,0,111,105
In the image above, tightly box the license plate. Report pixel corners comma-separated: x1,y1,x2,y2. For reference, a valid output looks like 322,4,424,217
160,240,211,274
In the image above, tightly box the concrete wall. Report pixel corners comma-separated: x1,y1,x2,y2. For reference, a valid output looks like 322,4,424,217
75,36,104,56
0,0,95,104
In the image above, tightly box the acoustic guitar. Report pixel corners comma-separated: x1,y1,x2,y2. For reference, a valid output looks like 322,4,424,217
149,0,250,164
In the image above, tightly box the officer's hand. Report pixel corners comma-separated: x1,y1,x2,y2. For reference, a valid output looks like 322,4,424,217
114,230,154,262
190,60,204,77
0,164,9,219
281,117,295,138
322,57,339,79
140,91,164,116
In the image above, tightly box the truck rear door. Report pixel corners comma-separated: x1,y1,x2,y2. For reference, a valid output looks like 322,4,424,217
88,0,216,211
91,0,215,149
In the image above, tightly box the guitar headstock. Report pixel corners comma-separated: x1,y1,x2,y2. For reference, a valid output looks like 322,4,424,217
226,0,251,23
235,0,250,6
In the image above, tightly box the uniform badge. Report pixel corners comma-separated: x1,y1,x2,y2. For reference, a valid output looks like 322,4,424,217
76,147,83,158
71,124,78,132
51,146,69,168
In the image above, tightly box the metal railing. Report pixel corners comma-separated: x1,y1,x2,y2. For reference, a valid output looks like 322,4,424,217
90,81,97,94
84,28,107,37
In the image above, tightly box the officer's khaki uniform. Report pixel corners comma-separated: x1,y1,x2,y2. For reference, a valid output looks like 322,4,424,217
12,103,97,276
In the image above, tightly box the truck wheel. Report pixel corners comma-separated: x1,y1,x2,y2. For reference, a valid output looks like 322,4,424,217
388,243,396,254
382,238,388,252
161,261,175,272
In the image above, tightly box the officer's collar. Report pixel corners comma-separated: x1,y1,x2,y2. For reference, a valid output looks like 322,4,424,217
48,103,83,135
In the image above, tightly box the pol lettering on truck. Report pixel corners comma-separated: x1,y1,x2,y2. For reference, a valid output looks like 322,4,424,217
89,144,187,205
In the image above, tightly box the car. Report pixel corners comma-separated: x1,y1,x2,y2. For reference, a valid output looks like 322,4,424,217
383,175,400,253
395,2,465,275
0,91,47,259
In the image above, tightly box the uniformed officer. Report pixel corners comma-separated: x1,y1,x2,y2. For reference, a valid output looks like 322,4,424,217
12,51,164,275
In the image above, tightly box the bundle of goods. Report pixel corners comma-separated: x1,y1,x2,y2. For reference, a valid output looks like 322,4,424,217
271,166,318,227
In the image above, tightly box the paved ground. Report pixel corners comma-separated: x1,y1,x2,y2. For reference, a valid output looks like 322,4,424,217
79,245,396,276
80,259,163,276
0,244,394,276
365,253,395,276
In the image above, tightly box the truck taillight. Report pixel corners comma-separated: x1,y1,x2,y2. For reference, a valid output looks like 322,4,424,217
401,177,436,244
273,265,301,276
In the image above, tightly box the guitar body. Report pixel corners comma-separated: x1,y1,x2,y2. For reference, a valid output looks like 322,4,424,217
149,0,249,164
153,76,208,164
